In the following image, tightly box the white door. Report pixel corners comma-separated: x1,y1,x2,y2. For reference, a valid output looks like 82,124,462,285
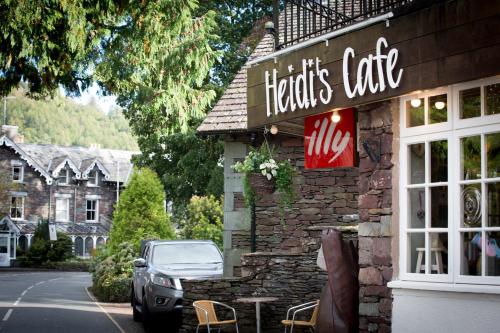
0,235,10,267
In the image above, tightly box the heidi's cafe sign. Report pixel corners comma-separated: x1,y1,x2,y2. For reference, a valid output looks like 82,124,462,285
264,37,403,117
254,37,403,169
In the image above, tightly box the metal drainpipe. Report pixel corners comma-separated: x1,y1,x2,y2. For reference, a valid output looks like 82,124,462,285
250,132,257,253
48,183,52,223
74,185,77,225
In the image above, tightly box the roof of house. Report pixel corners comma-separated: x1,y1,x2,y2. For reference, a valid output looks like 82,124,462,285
0,135,136,184
197,33,275,134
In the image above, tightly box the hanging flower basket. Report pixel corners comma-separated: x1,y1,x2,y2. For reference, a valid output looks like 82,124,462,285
249,172,275,194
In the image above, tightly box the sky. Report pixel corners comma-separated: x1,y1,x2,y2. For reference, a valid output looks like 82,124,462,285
71,82,118,114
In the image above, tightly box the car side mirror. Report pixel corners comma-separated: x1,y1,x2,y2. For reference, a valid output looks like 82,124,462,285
134,258,147,268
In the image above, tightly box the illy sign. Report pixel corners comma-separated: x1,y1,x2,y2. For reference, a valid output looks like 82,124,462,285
264,37,402,117
304,109,355,169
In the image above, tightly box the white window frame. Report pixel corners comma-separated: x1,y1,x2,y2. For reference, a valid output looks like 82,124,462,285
11,160,24,183
85,199,99,222
87,170,99,187
58,168,70,185
55,198,70,222
10,196,24,221
399,75,500,286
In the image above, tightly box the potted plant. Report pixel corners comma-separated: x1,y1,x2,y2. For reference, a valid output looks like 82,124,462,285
232,144,296,221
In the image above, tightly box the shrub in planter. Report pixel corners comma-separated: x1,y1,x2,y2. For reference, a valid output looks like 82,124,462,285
90,242,135,302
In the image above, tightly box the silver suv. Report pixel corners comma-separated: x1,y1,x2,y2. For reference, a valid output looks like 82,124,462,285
131,240,223,327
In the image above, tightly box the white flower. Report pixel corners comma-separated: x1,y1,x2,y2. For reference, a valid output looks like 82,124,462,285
261,170,267,176
269,159,276,164
271,169,277,177
266,173,272,180
259,163,266,169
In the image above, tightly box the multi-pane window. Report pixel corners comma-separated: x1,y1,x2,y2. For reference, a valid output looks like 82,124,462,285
87,170,98,186
59,168,70,185
400,76,500,284
10,196,24,220
12,164,23,183
55,198,70,222
86,200,98,222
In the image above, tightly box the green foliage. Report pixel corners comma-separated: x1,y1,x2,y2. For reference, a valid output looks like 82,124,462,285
26,221,74,265
233,144,297,222
181,195,223,248
135,131,223,212
5,88,138,150
108,167,175,254
90,243,135,302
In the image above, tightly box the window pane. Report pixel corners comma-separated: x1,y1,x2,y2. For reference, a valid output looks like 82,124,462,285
431,140,447,182
461,184,482,227
487,182,500,227
409,143,425,184
431,186,448,228
486,132,500,178
461,136,481,180
485,83,500,115
409,188,425,228
408,233,425,273
486,231,500,276
461,232,482,276
429,94,448,124
406,98,425,127
459,87,481,119
429,233,448,274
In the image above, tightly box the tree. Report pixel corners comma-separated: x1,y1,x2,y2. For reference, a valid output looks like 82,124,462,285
1,1,219,136
181,195,223,248
108,167,175,254
135,130,223,210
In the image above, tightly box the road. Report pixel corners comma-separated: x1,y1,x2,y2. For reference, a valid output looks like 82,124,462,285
0,271,140,333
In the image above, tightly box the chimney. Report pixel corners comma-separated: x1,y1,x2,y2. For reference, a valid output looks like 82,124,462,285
1,125,24,143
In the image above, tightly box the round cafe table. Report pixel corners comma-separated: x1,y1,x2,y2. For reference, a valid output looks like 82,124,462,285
236,296,278,333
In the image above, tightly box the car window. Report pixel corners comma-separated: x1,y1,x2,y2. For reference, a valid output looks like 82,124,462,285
152,243,222,265
142,245,149,260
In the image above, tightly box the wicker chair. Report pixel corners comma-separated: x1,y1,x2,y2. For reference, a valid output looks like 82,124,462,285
281,300,319,333
193,300,239,333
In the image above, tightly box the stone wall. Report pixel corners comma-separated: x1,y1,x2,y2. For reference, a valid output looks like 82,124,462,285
357,101,396,333
254,136,359,254
181,252,329,333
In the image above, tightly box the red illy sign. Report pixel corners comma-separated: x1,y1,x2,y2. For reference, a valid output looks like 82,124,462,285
304,109,355,169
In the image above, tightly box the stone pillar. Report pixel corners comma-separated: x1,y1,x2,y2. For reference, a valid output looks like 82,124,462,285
357,101,396,333
27,234,33,248
222,141,250,277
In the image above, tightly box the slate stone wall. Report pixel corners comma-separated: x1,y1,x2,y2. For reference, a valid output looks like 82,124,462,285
357,101,396,333
254,135,359,254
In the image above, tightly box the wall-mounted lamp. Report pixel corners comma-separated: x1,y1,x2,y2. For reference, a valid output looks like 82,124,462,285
331,110,341,123
265,21,275,35
362,138,381,163
434,101,446,110
270,125,278,135
410,98,422,108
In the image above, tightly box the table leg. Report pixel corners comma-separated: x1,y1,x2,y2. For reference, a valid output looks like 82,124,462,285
256,301,261,333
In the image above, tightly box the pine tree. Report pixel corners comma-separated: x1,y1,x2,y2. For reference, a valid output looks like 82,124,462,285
108,168,175,254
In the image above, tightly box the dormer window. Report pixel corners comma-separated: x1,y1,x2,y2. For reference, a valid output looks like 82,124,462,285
87,170,98,186
11,161,23,183
58,168,70,185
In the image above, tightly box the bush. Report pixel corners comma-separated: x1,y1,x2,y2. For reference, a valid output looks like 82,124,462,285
180,195,223,248
90,242,135,302
26,221,74,265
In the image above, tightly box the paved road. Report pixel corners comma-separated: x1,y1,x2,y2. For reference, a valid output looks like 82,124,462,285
0,271,128,333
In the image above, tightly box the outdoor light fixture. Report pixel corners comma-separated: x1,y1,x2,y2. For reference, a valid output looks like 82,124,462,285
270,125,278,135
265,21,275,34
410,98,422,108
331,110,341,123
434,101,446,110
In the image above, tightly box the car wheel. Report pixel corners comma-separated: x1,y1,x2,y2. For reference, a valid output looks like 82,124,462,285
131,290,141,322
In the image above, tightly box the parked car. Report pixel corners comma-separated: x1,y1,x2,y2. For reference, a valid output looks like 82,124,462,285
131,240,223,327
